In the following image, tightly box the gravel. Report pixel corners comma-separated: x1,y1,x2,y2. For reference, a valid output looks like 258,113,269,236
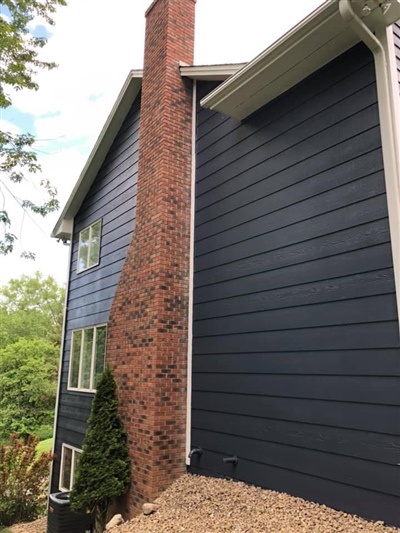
8,475,400,533
109,474,400,533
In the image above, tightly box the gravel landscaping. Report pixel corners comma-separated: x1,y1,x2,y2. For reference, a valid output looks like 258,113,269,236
7,474,400,533
109,474,399,533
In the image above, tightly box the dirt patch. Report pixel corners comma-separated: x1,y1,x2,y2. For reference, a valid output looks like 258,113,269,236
8,517,46,533
109,474,399,533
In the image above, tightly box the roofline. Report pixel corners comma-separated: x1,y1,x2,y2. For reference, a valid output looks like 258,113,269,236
200,0,400,119
52,63,249,241
51,70,143,240
180,63,246,80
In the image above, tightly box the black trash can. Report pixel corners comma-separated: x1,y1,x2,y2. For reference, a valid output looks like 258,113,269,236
47,492,93,533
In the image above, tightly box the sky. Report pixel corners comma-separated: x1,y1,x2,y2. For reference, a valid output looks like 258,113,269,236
0,0,324,287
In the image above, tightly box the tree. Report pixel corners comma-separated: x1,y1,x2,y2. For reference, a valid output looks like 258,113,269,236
0,271,65,348
0,0,66,256
0,337,58,442
70,367,131,533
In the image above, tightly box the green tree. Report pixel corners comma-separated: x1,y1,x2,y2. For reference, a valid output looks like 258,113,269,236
70,367,131,533
0,271,65,348
0,0,66,256
0,338,58,442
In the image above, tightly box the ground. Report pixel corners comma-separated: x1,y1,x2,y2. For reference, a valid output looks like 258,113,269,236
6,475,400,533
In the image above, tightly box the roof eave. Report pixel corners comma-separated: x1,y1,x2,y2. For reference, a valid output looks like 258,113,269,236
51,70,143,240
201,0,400,120
180,63,246,80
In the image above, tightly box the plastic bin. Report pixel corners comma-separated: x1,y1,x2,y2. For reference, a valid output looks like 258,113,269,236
47,492,93,533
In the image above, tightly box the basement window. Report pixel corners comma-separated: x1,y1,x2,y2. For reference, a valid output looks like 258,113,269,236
77,219,101,273
59,444,82,491
68,325,107,392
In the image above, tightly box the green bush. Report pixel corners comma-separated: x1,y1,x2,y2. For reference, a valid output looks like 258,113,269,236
0,434,53,526
70,366,130,533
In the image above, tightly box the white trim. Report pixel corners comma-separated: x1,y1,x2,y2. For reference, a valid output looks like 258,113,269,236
200,0,400,120
339,0,400,329
52,71,143,240
68,323,107,393
76,219,102,273
185,80,196,466
180,63,246,81
59,444,82,492
49,230,74,498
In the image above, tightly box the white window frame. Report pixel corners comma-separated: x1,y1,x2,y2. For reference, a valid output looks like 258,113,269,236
59,444,82,491
68,324,107,393
77,219,102,273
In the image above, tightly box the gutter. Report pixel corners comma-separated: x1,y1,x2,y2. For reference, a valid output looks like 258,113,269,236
339,0,400,327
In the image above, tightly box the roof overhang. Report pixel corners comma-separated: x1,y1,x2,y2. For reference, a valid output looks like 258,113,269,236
201,0,400,120
52,64,247,241
180,63,246,80
52,70,143,240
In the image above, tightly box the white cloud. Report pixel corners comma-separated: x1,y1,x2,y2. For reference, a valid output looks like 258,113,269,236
0,119,21,136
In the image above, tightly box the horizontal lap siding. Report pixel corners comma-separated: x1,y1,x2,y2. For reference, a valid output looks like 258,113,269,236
190,44,400,526
51,97,140,492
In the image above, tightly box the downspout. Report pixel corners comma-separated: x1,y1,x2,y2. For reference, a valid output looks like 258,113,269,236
339,0,400,329
186,79,197,466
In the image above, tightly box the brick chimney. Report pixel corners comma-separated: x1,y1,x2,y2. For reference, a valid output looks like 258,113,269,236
107,0,196,516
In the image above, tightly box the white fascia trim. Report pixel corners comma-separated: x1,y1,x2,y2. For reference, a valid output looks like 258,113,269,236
186,80,196,466
201,0,400,120
48,229,73,501
200,0,338,117
52,70,143,240
180,63,246,81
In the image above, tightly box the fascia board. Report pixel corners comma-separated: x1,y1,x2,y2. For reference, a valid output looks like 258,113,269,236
201,0,400,120
180,63,246,80
52,70,143,239
200,0,345,120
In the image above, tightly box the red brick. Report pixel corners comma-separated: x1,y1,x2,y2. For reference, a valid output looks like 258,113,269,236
107,0,195,518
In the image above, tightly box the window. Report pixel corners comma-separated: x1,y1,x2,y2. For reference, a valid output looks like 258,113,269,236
77,219,101,272
68,325,107,392
59,444,81,491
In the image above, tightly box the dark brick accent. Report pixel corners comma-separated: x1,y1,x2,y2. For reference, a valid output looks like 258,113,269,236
107,0,195,517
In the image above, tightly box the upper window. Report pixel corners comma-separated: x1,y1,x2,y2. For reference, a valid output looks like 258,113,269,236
59,444,81,491
68,325,107,392
77,220,101,273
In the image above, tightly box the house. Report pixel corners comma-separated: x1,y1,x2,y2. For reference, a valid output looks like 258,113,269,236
50,0,400,526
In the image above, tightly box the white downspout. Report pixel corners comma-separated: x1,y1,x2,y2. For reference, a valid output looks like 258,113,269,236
339,0,400,329
186,80,196,466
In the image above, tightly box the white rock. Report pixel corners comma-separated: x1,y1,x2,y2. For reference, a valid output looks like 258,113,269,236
143,502,159,515
105,513,125,530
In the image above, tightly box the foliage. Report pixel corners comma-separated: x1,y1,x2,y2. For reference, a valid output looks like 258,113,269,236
0,271,65,348
0,337,58,443
70,367,131,533
36,438,52,455
0,433,53,526
0,0,66,256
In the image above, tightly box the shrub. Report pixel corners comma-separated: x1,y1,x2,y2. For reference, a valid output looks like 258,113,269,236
0,434,53,526
70,366,130,533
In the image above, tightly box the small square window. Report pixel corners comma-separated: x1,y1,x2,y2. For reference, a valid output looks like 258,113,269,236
59,444,81,491
77,220,101,273
68,325,107,392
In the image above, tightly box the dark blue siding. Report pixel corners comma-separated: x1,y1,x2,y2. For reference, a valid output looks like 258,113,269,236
51,96,140,492
190,44,400,526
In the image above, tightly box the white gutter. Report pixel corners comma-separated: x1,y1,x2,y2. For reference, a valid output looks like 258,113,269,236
339,0,400,327
180,63,246,80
